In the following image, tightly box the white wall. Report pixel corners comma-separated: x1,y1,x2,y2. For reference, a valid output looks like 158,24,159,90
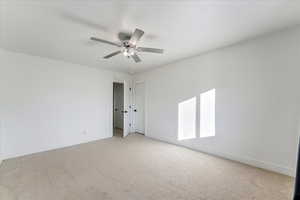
0,49,132,159
134,26,300,176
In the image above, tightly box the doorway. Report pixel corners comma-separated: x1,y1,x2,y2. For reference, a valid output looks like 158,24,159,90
134,82,145,134
113,82,124,137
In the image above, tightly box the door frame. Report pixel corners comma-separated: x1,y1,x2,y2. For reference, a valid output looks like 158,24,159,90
133,81,147,135
112,79,132,138
112,81,124,133
112,80,125,137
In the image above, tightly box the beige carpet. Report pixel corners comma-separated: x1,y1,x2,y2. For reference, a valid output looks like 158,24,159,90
0,133,294,200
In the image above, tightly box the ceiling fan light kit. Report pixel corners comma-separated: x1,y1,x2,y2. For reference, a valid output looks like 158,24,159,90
90,28,164,63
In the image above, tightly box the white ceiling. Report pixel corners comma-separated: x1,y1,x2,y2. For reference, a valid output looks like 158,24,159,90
1,0,300,74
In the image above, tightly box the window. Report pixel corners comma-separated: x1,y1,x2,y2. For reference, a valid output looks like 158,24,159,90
200,89,215,138
178,97,196,140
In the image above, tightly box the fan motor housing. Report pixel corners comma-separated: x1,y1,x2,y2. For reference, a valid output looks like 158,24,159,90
122,40,134,48
122,40,136,57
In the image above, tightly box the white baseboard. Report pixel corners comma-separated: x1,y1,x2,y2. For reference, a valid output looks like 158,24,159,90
3,135,112,160
147,135,295,177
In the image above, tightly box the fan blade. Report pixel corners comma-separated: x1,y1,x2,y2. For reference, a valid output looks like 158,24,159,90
129,29,144,45
131,54,141,63
137,47,164,54
103,51,121,59
91,37,121,47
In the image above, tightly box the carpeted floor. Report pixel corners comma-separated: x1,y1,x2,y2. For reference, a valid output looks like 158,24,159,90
0,133,295,200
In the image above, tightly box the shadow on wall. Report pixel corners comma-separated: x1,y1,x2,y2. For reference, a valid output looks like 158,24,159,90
178,89,215,141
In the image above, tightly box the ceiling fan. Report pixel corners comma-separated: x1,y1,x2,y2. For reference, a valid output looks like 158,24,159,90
90,28,164,63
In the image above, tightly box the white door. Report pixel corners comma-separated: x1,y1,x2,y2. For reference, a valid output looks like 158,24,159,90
123,81,130,137
134,82,145,134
